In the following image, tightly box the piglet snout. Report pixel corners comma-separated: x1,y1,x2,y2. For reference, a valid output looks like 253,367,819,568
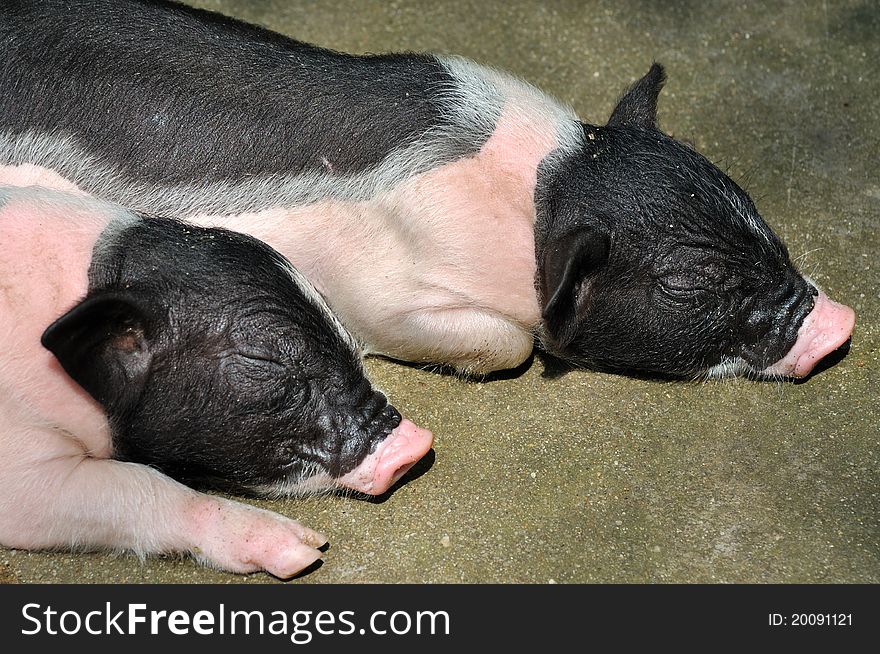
338,418,434,495
764,291,856,378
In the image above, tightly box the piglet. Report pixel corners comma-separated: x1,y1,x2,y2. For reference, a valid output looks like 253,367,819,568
0,184,433,577
0,0,856,379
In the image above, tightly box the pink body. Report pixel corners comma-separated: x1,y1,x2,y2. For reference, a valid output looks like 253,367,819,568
0,178,433,578
189,107,556,374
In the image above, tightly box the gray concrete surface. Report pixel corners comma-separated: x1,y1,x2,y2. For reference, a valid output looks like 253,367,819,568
2,0,877,584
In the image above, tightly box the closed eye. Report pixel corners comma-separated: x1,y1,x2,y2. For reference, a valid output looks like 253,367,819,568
219,350,287,384
233,350,285,367
657,273,709,296
217,350,303,414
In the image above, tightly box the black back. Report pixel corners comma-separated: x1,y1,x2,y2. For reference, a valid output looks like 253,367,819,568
0,0,464,183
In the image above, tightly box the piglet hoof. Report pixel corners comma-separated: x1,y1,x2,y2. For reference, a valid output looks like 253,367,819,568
191,497,328,578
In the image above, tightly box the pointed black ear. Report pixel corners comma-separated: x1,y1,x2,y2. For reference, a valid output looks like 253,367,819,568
41,292,157,408
540,226,610,344
607,63,666,128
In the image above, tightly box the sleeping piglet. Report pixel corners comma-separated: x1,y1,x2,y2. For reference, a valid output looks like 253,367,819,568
0,0,855,380
0,183,433,578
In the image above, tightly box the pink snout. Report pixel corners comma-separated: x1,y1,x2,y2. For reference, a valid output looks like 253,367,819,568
338,418,434,495
763,291,856,378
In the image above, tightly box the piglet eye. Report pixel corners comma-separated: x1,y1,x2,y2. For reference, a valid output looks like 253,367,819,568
660,272,702,290
657,272,708,299
234,350,284,367
220,350,286,384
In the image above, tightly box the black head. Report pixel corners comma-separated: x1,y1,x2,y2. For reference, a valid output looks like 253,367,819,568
42,216,400,492
535,64,816,378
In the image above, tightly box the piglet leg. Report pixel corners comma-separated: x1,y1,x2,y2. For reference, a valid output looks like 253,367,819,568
0,416,327,578
373,306,535,375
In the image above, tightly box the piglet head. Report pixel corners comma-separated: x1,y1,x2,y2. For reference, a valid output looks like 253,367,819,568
535,64,854,379
42,217,432,495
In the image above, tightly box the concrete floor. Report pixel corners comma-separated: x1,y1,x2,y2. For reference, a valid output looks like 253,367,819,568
3,0,877,584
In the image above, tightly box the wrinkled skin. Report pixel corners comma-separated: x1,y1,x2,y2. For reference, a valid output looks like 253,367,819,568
535,65,854,379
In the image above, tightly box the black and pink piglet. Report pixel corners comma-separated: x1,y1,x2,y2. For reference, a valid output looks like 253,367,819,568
0,184,432,577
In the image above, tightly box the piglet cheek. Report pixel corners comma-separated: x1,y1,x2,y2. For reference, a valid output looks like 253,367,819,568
337,418,434,495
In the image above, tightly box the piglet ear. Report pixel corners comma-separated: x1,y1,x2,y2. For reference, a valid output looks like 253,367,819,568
607,63,666,128
41,292,157,408
540,226,610,344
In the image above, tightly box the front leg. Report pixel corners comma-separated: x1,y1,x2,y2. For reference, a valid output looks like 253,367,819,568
0,417,327,578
